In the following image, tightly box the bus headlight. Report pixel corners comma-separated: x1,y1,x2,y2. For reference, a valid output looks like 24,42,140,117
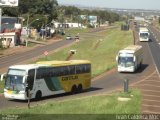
19,91,25,94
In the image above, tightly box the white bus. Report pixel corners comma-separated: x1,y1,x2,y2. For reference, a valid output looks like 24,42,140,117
139,27,150,42
116,45,143,72
3,60,91,100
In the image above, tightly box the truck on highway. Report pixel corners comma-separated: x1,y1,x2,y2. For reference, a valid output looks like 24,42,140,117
2,60,91,100
116,45,143,72
139,27,150,42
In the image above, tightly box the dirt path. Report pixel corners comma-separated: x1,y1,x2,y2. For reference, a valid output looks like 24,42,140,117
131,70,160,114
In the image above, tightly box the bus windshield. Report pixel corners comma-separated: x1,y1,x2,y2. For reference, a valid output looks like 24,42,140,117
5,69,26,91
118,57,134,67
140,33,149,39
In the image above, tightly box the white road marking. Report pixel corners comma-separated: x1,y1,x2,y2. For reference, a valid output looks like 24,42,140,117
138,84,160,88
130,71,156,86
147,44,160,78
143,99,160,103
142,104,160,108
142,110,160,114
143,94,160,98
141,80,160,83
140,89,160,93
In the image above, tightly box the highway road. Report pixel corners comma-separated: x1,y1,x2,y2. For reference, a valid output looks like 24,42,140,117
0,40,74,73
0,26,159,110
0,26,109,73
148,25,160,73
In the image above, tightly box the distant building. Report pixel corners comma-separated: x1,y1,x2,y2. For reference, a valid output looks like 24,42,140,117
54,22,83,28
134,16,145,21
100,21,109,27
1,16,18,32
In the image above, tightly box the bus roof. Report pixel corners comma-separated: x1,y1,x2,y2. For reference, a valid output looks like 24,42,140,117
119,45,142,54
8,60,91,71
36,60,91,66
139,27,148,32
9,64,49,71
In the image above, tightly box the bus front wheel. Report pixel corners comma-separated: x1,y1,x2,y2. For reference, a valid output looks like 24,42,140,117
35,91,42,100
71,85,77,94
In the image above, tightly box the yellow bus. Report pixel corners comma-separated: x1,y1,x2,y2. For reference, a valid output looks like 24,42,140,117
3,60,91,100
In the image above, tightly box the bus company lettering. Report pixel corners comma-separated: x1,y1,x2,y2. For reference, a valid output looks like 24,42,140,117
62,75,78,81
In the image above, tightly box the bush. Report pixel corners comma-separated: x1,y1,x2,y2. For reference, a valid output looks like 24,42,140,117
87,24,94,28
0,38,3,49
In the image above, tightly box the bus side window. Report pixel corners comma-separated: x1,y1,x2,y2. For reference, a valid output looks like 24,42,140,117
36,68,41,79
27,69,35,90
59,67,64,76
76,65,81,74
86,64,91,73
76,64,91,74
82,65,85,73
47,68,54,77
54,67,60,76
69,65,76,75
61,66,70,76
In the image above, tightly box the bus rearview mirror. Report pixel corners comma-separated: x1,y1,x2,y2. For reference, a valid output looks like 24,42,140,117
116,56,118,61
133,56,136,62
0,73,6,81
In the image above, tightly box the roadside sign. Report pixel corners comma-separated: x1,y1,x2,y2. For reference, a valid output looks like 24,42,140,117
44,51,48,56
0,0,19,6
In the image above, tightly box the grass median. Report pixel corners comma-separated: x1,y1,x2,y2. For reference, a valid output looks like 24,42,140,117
0,80,4,93
0,89,141,119
36,26,133,77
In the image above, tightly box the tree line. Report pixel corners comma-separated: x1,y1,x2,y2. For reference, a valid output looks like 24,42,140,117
2,0,120,28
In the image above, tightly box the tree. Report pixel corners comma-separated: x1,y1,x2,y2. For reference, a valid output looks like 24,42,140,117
2,7,19,16
2,0,58,23
2,0,120,28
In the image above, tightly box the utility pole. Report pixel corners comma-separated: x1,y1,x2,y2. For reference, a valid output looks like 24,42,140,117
0,8,2,32
26,14,30,37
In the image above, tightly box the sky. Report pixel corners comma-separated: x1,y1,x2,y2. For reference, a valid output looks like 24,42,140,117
57,0,160,10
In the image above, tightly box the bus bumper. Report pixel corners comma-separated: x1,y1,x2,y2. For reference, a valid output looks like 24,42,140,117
4,90,27,100
139,39,149,42
118,67,135,72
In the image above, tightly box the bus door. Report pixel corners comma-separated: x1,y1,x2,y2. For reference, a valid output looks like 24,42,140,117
26,69,35,96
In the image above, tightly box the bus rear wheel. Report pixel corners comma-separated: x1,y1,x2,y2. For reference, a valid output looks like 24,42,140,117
77,84,83,93
35,91,42,100
71,85,77,94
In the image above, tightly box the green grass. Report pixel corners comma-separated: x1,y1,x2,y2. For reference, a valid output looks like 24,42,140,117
0,80,4,93
154,20,160,30
62,28,90,40
0,89,141,120
36,27,133,77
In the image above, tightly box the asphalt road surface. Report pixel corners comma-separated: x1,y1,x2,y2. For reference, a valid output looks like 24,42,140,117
148,25,160,73
0,40,74,73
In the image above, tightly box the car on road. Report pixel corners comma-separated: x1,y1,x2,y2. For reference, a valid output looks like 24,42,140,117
66,35,72,40
58,29,65,35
